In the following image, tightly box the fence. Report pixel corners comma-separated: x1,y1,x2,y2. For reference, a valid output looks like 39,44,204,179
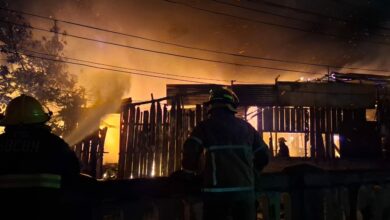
119,97,207,179
119,92,382,179
73,127,108,179
92,166,390,220
257,107,369,159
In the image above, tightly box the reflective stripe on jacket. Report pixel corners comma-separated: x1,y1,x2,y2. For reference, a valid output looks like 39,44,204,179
0,127,80,181
182,110,269,193
0,173,61,189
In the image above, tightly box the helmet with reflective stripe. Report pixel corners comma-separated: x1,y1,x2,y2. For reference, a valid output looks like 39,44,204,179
205,87,239,112
0,94,51,126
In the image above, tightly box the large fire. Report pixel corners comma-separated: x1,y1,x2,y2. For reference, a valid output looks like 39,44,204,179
2,0,389,166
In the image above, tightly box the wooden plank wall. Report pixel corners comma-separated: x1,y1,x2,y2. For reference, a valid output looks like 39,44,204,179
119,99,368,178
73,127,108,179
258,107,365,160
119,101,205,179
258,107,346,133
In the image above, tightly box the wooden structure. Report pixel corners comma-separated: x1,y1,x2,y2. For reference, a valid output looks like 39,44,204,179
167,82,379,159
91,167,390,220
118,81,384,179
73,127,108,179
118,97,207,179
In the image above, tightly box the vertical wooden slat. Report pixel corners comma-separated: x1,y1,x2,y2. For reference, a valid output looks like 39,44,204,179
304,108,309,158
315,107,325,159
291,108,296,132
175,99,183,171
124,105,135,178
82,140,90,173
285,108,291,132
148,103,156,177
326,108,332,134
257,107,263,136
142,111,149,177
296,107,303,132
123,106,131,178
336,109,342,132
168,100,177,175
326,108,333,159
161,105,169,176
89,134,98,178
320,108,326,133
309,107,316,158
97,127,107,179
274,107,280,132
118,105,129,179
132,107,141,178
331,108,338,133
280,107,285,132
138,111,144,177
139,111,145,177
140,111,149,177
155,102,162,176
263,107,273,132
330,134,335,159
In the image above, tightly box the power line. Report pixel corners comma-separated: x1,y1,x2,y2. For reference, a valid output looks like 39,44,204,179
0,19,318,75
212,0,310,24
24,49,257,84
252,0,390,34
164,0,390,46
212,0,390,38
1,7,389,73
0,7,328,70
18,52,225,84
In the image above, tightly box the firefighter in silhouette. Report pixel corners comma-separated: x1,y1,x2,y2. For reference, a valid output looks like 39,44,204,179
181,87,269,220
0,95,80,219
277,137,290,158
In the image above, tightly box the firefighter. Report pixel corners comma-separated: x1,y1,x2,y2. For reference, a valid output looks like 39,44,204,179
277,137,290,158
0,95,80,219
181,87,269,220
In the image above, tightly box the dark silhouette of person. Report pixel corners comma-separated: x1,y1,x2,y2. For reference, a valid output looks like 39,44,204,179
0,95,80,219
277,137,290,158
181,87,269,220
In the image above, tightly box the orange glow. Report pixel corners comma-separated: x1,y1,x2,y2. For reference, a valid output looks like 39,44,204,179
100,114,120,164
263,132,310,157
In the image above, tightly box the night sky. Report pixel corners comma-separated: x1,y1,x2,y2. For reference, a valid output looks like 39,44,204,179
2,0,389,102
1,0,390,149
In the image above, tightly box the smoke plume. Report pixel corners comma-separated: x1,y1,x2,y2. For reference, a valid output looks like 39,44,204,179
64,71,130,145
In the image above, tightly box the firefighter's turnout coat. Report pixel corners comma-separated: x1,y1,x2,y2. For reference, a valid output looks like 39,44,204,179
0,126,80,189
182,110,269,194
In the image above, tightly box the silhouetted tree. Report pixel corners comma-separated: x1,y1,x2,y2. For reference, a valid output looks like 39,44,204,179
0,2,86,135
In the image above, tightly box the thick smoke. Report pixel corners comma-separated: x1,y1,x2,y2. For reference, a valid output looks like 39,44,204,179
64,71,130,145
2,0,390,144
5,0,390,83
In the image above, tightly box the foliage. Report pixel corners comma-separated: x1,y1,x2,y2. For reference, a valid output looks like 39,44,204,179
0,3,86,135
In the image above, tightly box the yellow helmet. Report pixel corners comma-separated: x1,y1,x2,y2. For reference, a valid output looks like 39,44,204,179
0,95,51,126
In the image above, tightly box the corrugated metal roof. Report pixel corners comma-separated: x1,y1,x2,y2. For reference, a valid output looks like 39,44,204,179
166,84,277,106
166,82,378,108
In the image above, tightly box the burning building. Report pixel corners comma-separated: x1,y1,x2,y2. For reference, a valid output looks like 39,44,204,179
117,72,390,179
